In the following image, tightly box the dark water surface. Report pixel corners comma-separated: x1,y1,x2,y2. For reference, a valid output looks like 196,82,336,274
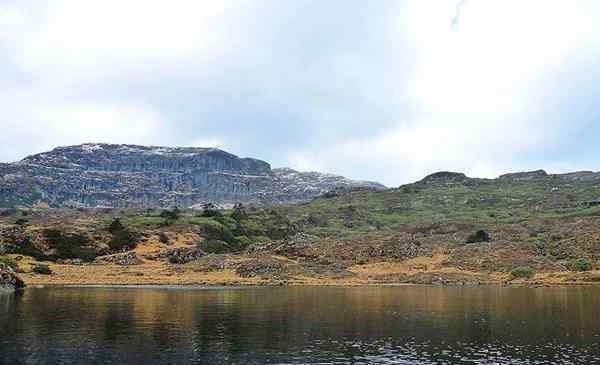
1,286,600,364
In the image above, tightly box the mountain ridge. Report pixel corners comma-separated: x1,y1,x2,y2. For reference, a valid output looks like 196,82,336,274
0,143,386,208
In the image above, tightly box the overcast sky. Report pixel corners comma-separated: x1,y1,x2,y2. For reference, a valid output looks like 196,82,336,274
1,1,600,186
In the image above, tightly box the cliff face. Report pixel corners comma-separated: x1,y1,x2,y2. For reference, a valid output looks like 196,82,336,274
0,144,385,208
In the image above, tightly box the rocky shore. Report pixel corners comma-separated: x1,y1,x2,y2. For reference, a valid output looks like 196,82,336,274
0,261,25,293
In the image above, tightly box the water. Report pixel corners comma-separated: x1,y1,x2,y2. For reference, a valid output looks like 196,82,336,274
1,286,600,364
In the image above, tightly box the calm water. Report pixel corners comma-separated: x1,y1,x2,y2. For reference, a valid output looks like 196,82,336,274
2,286,600,364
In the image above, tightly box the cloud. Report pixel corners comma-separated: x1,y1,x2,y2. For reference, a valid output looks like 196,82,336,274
1,0,600,185
0,100,164,162
1,0,248,79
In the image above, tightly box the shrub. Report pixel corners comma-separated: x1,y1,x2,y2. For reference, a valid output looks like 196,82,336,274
466,230,490,243
107,219,137,251
231,203,248,222
33,264,52,275
14,238,47,261
199,239,230,254
160,208,181,225
43,229,96,262
109,229,137,251
108,218,126,234
534,240,546,255
234,235,252,249
0,256,17,271
569,258,592,272
199,223,236,246
15,218,28,226
510,266,535,279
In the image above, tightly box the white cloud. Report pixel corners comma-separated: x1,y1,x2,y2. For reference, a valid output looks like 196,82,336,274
285,1,600,185
1,0,248,79
0,101,164,161
2,0,600,185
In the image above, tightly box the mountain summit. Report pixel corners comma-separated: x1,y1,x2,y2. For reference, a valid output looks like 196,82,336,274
0,143,385,208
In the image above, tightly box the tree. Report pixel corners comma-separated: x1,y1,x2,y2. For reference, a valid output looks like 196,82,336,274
231,203,248,222
108,218,125,234
160,208,181,225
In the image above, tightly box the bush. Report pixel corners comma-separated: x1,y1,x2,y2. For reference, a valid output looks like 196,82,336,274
160,208,181,225
0,256,17,270
33,264,52,275
199,223,236,246
569,258,592,272
231,203,248,222
107,218,137,251
510,266,535,279
234,235,252,249
109,229,138,251
14,238,47,261
108,218,126,234
199,239,230,254
466,230,490,243
43,229,96,262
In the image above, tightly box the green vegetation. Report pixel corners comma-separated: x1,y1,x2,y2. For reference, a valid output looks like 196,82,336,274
32,264,52,275
466,230,490,243
199,239,230,254
107,218,138,251
569,258,592,272
160,208,181,225
43,229,96,262
510,266,535,279
0,256,17,270
13,238,47,261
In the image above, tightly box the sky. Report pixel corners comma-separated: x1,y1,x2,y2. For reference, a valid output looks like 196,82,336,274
1,0,600,186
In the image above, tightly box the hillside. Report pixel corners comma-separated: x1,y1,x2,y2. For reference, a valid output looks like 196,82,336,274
0,144,385,208
2,168,600,286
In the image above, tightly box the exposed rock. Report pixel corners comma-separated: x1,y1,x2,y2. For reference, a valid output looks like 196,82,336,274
499,170,548,181
192,255,229,272
56,258,84,265
419,171,470,185
145,247,205,264
96,252,142,266
236,258,284,278
0,262,25,292
273,168,386,202
0,144,385,208
402,272,490,286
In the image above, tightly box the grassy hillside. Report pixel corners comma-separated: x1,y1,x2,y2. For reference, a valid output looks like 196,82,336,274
3,170,600,286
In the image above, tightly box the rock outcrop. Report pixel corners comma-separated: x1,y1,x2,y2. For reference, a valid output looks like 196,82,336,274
0,144,385,208
144,247,205,264
419,171,471,185
0,262,25,292
96,252,142,266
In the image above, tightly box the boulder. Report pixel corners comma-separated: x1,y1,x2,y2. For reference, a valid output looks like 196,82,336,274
0,262,25,292
145,247,204,264
236,258,284,278
96,252,142,266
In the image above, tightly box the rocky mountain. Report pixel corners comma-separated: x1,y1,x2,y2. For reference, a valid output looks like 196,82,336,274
0,144,385,208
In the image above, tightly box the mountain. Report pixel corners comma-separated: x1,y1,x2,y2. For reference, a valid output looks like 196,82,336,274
0,143,385,208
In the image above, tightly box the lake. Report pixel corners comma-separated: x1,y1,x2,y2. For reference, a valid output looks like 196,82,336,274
1,286,600,364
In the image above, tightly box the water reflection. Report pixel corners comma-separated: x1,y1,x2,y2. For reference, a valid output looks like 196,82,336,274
1,286,600,364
